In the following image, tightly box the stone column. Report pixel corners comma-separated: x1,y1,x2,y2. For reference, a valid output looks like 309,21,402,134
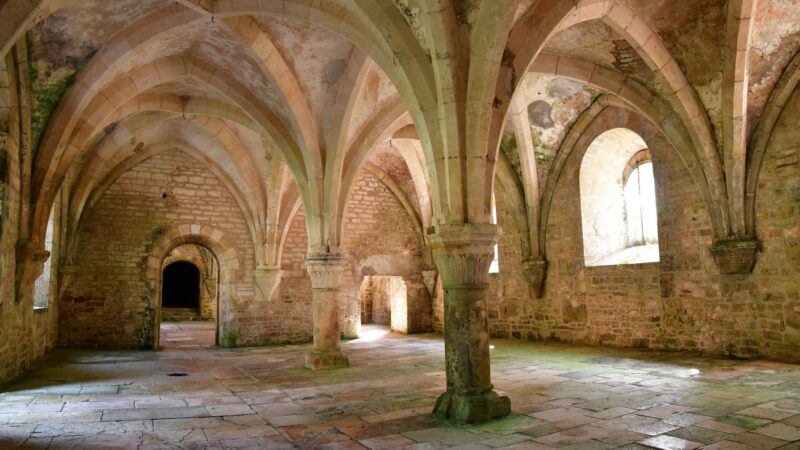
430,224,510,424
305,253,349,370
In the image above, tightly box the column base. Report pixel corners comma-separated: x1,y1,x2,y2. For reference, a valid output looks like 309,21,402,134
433,389,511,425
304,349,349,370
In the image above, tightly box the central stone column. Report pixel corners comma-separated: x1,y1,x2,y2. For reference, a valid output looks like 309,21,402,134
430,224,511,424
304,253,349,370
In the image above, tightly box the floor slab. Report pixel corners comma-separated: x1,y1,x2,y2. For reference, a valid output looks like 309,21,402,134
1,324,799,449
160,321,216,348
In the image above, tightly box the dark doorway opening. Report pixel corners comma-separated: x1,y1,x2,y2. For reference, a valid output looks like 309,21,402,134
162,261,200,309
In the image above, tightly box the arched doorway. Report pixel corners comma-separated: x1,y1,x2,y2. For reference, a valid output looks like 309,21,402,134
159,248,218,348
162,261,201,310
147,225,242,350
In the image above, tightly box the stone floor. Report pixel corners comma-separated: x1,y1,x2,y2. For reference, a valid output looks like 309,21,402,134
160,321,216,348
2,324,800,449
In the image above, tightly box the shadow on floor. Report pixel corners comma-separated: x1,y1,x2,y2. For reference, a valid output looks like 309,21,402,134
1,325,799,449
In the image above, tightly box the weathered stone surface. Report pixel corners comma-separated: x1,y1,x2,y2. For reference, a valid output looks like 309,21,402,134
0,1,799,433
710,239,760,275
429,223,511,425
304,253,349,370
2,324,799,448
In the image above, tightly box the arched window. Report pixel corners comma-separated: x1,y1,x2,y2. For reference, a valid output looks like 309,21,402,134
34,207,56,309
489,193,500,273
580,129,660,266
624,157,658,246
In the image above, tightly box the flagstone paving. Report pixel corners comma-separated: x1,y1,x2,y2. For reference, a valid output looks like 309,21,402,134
1,324,800,449
160,321,216,349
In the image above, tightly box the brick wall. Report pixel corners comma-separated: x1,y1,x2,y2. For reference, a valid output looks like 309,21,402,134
463,104,799,362
341,169,431,334
0,60,59,385
279,168,432,338
58,149,266,348
748,85,800,361
265,203,314,344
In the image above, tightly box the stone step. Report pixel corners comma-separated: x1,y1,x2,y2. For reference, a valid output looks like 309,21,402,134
161,307,205,322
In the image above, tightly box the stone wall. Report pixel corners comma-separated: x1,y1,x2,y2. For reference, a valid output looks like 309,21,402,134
267,204,314,344
279,168,432,338
0,58,59,386
341,169,432,335
360,276,408,329
750,85,800,362
441,104,800,363
58,149,268,348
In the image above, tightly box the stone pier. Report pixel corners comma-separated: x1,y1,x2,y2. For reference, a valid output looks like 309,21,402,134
304,252,349,370
429,224,511,424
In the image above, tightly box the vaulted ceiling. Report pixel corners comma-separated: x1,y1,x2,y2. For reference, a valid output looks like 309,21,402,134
1,0,798,263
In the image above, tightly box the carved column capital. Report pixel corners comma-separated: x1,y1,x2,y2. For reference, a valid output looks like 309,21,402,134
305,253,347,290
710,238,759,275
524,258,548,299
428,223,511,424
428,223,497,289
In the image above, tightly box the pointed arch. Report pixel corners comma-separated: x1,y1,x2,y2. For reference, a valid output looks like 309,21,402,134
501,0,726,234
746,50,800,235
723,0,758,235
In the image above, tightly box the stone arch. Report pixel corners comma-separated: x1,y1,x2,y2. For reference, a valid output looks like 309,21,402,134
392,137,433,231
162,243,219,322
722,0,759,234
540,100,708,258
746,50,800,235
527,55,725,237
64,121,267,262
494,148,531,260
144,224,242,349
18,1,433,257
336,100,413,246
30,55,310,253
501,0,725,234
578,128,657,266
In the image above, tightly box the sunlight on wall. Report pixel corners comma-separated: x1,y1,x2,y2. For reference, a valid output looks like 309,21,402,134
580,129,660,267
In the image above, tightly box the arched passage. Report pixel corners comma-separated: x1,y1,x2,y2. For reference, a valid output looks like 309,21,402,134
160,251,219,348
161,261,201,310
146,224,243,350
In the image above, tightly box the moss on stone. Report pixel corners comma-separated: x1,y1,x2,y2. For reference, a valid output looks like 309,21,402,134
719,414,773,430
531,133,553,166
149,226,165,239
29,68,76,153
499,133,524,183
222,327,241,348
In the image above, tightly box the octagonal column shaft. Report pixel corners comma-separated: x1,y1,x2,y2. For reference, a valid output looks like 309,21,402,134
304,253,349,370
430,224,510,424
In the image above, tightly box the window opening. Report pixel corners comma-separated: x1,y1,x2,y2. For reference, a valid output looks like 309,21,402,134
33,207,55,309
489,193,500,273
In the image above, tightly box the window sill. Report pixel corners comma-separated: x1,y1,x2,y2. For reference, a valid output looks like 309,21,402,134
586,244,660,267
33,305,49,313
